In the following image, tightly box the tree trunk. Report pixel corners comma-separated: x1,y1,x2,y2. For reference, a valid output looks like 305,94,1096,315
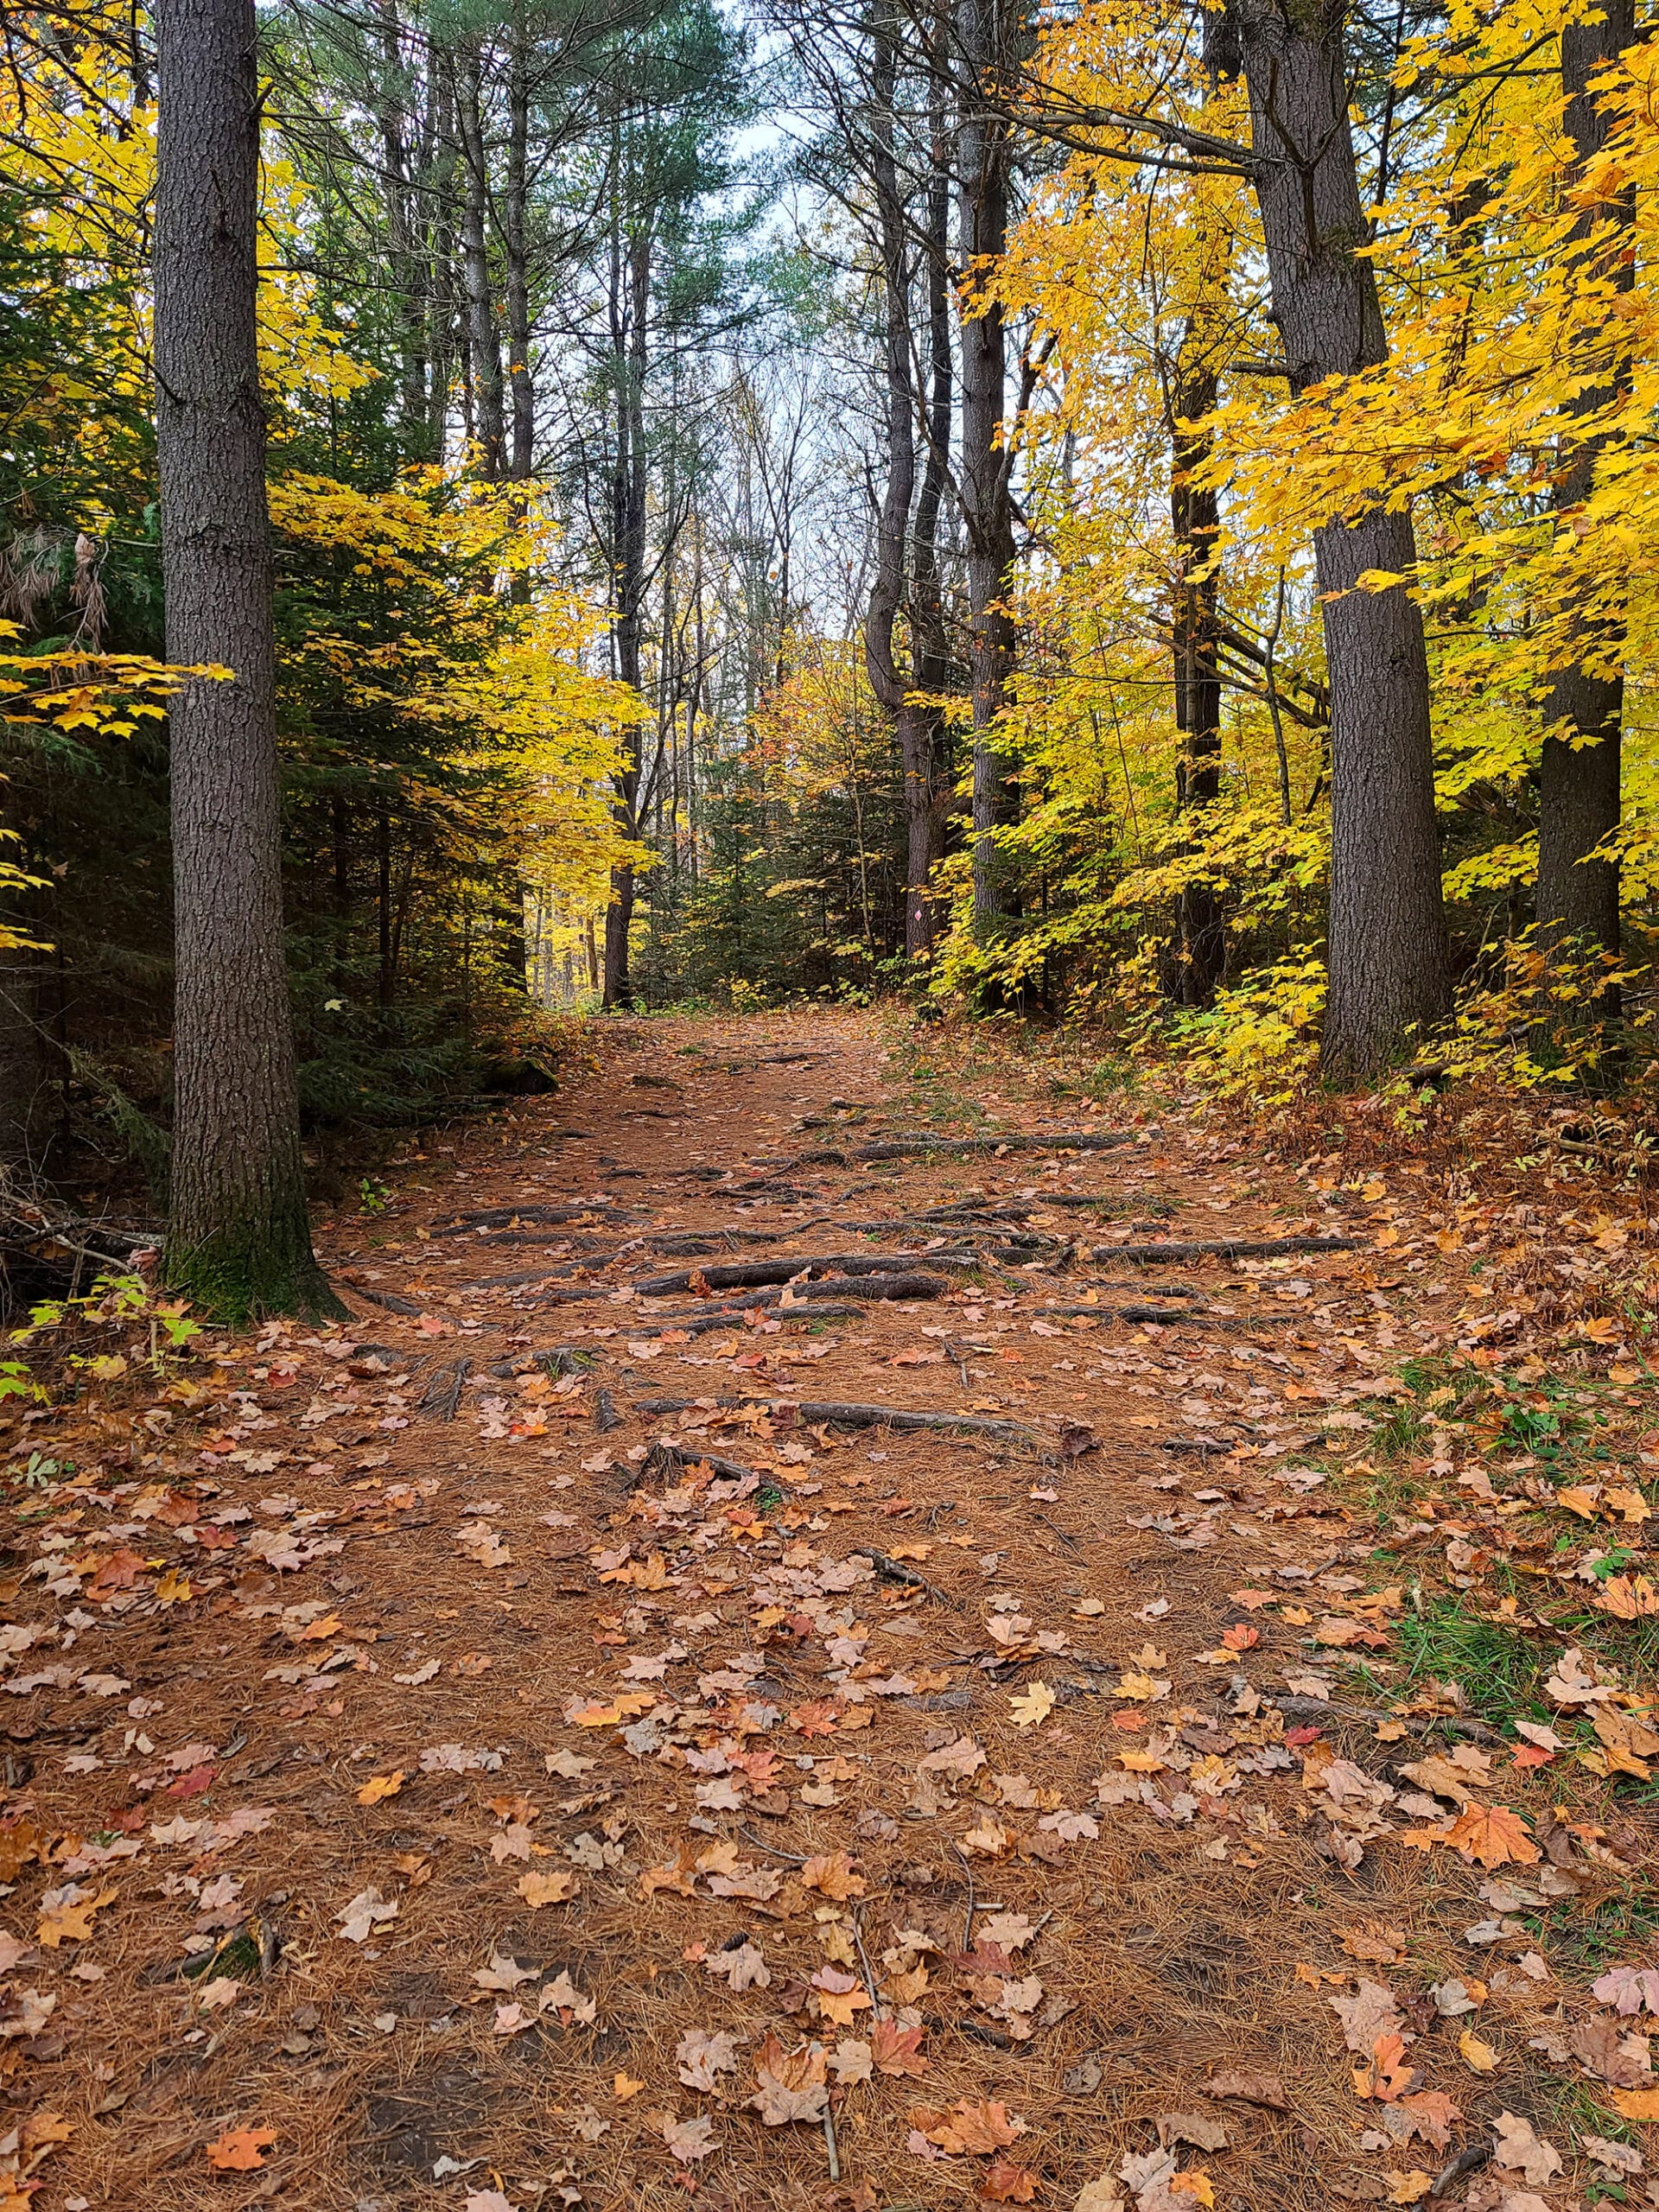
1171,343,1224,1006
905,97,954,955
1535,0,1635,969
459,52,505,479
154,0,337,1319
603,221,650,1011
863,9,937,963
957,0,1016,928
1230,0,1450,1076
505,12,536,482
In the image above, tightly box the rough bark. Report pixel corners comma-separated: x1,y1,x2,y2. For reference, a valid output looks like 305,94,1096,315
957,0,1017,927
1171,341,1224,1005
1230,0,1450,1075
505,14,536,483
458,52,505,479
862,8,939,963
1535,0,1636,969
603,216,651,1010
154,0,339,1319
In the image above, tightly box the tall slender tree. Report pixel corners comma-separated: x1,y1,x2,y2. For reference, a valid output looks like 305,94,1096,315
1224,0,1451,1074
154,0,338,1318
1535,0,1637,972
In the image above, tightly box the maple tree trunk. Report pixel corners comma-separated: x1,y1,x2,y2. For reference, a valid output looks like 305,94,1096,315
154,0,339,1319
1535,0,1636,973
1230,0,1449,1076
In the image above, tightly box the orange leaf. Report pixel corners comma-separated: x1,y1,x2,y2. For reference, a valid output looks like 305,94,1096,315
355,1770,404,1805
982,2158,1039,2202
1445,1802,1539,1869
205,2126,277,2171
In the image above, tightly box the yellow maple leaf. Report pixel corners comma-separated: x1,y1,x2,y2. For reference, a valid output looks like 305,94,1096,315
518,1870,577,1907
1010,1681,1055,1727
355,1770,404,1805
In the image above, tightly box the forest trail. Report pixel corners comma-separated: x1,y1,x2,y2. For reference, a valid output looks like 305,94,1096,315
4,1011,1656,2212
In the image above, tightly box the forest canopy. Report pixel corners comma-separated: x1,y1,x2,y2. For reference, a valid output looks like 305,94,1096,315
2,0,1657,1250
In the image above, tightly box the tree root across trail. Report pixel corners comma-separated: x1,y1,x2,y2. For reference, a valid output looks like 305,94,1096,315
9,1009,1652,2212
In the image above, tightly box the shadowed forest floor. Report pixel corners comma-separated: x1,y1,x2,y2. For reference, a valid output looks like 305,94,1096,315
2,1011,1656,2212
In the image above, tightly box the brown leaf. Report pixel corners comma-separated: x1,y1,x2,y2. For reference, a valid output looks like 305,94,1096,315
982,2158,1040,2201
908,2097,1024,2154
1154,2112,1229,2152
870,2018,929,2077
1567,2018,1652,2091
1199,2070,1288,2111
1491,2111,1561,2186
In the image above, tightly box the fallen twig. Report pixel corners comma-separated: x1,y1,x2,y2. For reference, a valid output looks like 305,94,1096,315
853,1546,962,1610
1267,1692,1502,1745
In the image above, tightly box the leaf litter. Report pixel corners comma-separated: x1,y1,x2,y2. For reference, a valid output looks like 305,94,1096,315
0,1009,1656,2207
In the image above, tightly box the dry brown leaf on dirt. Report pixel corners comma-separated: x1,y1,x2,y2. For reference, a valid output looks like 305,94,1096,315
1567,2016,1652,2088
982,2158,1042,2201
516,1869,578,1906
677,2025,742,2088
1329,1980,1406,2053
1491,2111,1562,2186
1199,2069,1287,2110
334,1886,398,1943
658,2110,718,2164
748,2035,830,2124
908,2096,1025,2154
1154,2111,1229,2152
1074,2181,1128,2212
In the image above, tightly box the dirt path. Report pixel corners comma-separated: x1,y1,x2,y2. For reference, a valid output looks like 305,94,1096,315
2,1011,1655,2212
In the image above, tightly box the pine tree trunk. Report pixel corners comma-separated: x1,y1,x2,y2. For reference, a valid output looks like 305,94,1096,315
1230,0,1450,1075
603,226,650,1011
1535,0,1635,969
864,11,939,963
459,53,505,479
154,0,338,1319
505,14,536,482
957,0,1015,928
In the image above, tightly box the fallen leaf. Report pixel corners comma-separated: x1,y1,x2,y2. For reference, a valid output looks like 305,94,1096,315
335,1887,398,1943
1009,1681,1056,1728
1199,2070,1287,2110
983,2159,1040,2202
1491,2111,1561,2186
355,1770,404,1805
517,1869,577,1907
205,2126,277,2171
1445,1803,1538,1869
1458,2030,1498,2074
677,2026,742,2089
658,2110,718,2164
